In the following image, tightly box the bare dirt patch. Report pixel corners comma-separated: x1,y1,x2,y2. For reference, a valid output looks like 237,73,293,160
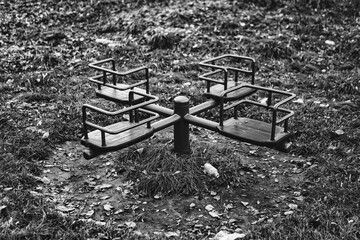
39,130,307,237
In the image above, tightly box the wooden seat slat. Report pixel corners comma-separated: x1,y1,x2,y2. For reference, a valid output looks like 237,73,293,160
204,81,256,100
218,118,290,146
81,121,154,151
95,84,146,103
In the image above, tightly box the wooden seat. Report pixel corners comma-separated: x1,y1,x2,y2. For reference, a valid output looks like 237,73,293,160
81,121,155,152
81,91,159,159
217,84,296,151
95,83,146,104
218,118,291,147
88,58,149,104
199,54,256,101
203,80,256,101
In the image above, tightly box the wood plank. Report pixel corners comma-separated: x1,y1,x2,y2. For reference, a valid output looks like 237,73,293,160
205,81,256,100
95,84,146,103
82,121,154,151
218,117,290,146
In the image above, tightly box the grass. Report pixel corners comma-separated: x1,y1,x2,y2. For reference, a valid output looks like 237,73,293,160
1,0,360,238
116,139,252,197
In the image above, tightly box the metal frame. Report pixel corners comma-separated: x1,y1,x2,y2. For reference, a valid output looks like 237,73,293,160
219,84,296,141
81,56,297,158
88,58,150,94
199,54,255,94
82,91,158,147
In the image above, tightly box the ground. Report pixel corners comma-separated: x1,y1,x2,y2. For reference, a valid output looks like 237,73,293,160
40,129,306,238
0,0,359,239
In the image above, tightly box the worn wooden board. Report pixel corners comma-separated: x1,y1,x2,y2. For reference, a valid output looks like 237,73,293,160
82,121,154,151
95,84,146,104
204,81,256,100
218,117,290,146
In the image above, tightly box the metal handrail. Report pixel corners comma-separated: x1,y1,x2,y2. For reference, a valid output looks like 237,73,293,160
199,54,256,92
82,91,159,146
219,84,296,141
89,59,149,93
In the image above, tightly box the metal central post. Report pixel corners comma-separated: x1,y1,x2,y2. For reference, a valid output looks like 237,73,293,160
173,96,190,154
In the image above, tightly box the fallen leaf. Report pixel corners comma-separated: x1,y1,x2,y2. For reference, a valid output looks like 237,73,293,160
41,131,49,139
288,203,298,209
164,231,180,237
103,203,113,211
208,211,221,218
293,98,304,104
334,129,345,135
100,195,110,200
136,148,144,154
125,221,136,228
96,183,113,190
213,230,246,240
85,209,94,217
325,40,335,46
214,195,221,201
284,210,294,215
224,203,234,210
56,205,75,213
240,201,249,207
205,204,214,211
94,221,106,226
154,193,162,199
40,177,51,184
294,196,305,201
115,209,124,214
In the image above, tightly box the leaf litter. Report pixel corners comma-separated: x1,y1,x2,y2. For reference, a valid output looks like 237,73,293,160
38,130,308,236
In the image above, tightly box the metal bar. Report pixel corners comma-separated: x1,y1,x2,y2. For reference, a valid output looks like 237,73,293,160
251,60,255,84
111,59,116,84
82,106,88,139
89,58,114,67
219,97,224,127
276,111,294,125
101,130,106,146
83,92,158,116
102,71,107,84
224,99,291,113
145,68,149,93
84,114,159,135
184,115,218,132
89,64,148,77
152,114,181,132
143,104,174,117
234,105,238,119
284,119,289,133
271,109,277,141
135,109,139,123
267,92,272,106
220,84,296,110
199,76,224,85
189,99,218,115
227,67,253,74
